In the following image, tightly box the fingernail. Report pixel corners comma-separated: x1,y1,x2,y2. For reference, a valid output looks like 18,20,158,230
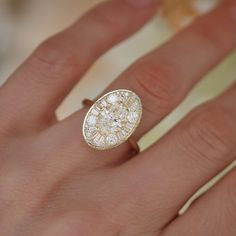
126,0,156,8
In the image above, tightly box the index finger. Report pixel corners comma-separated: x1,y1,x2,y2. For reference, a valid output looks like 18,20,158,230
0,0,158,131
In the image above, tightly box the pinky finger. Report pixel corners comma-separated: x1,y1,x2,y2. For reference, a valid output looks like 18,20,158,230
162,162,236,236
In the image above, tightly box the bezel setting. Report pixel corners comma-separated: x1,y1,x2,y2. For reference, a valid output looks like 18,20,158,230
82,89,142,150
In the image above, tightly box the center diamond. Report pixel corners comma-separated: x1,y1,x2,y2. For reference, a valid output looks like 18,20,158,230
99,103,128,134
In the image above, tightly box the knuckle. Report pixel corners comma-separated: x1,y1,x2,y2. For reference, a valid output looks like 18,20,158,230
31,35,81,83
46,212,98,236
36,36,74,67
133,60,179,113
181,104,236,167
194,18,231,50
48,210,120,236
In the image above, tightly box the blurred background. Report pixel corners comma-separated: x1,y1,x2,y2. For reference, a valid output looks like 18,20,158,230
0,0,235,204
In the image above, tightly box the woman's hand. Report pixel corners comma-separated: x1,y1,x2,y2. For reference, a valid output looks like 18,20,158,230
0,0,236,235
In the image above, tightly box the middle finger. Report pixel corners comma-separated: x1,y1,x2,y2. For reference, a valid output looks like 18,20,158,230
57,0,236,164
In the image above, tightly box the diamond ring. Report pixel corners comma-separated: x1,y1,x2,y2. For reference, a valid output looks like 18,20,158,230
82,89,142,152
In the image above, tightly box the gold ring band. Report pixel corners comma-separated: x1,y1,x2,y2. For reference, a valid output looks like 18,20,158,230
82,99,95,107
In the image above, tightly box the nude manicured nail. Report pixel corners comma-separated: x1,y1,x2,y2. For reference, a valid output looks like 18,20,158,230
126,0,156,7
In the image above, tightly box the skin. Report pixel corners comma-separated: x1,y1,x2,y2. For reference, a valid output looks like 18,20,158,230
0,0,236,235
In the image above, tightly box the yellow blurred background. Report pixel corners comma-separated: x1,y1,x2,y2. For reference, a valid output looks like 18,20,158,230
0,0,235,209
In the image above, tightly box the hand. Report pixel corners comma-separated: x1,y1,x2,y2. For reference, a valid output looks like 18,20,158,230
0,0,236,235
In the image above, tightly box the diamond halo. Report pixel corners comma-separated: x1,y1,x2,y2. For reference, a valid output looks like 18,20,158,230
82,89,142,150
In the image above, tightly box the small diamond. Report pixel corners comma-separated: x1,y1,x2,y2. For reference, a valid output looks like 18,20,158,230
91,109,99,115
128,112,139,123
107,94,118,104
124,92,130,97
85,127,97,138
101,100,107,107
106,134,118,146
87,115,97,125
117,130,127,139
94,136,105,147
130,100,140,111
120,91,129,97
126,122,135,129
